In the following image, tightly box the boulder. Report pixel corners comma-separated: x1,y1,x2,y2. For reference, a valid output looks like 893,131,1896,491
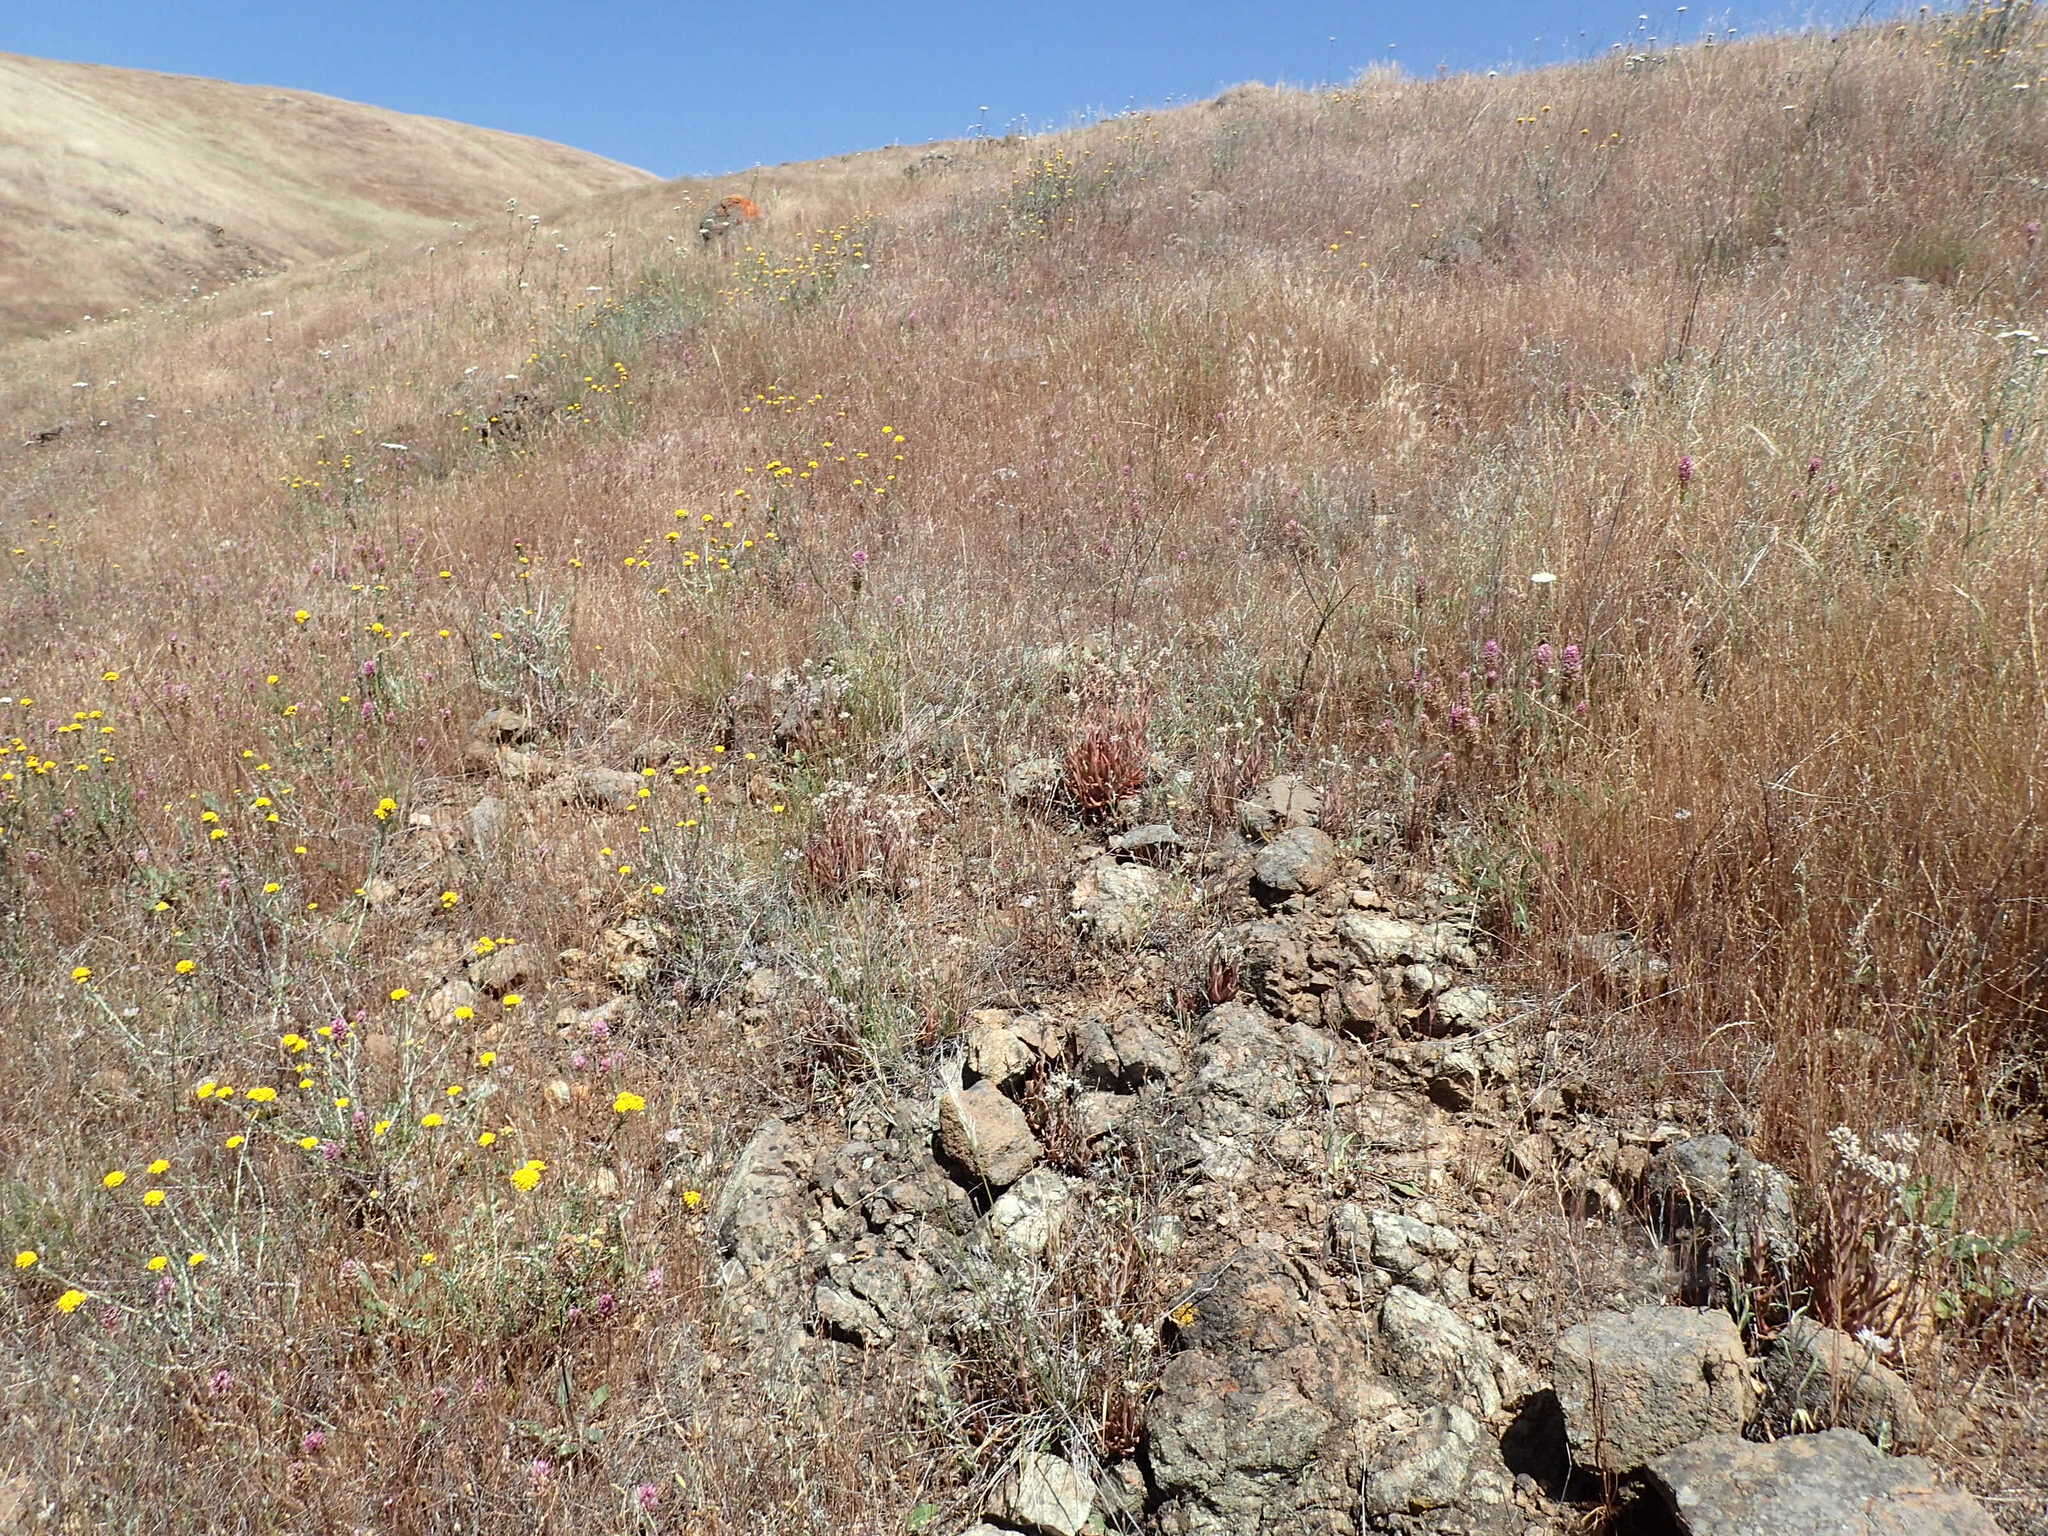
1553,1306,1755,1473
988,1452,1095,1536
1069,856,1161,946
1252,825,1339,896
1647,1430,2002,1536
1758,1316,1929,1450
936,1082,1043,1189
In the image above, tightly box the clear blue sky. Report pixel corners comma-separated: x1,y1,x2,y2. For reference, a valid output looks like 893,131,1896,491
9,1,1878,177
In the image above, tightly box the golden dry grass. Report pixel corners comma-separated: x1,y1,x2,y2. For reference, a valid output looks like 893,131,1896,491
3,8,2048,1529
0,51,655,345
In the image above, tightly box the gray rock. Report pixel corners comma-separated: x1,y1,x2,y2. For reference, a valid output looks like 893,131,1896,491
1108,821,1182,860
1252,825,1339,896
1239,773,1323,837
1075,1010,1186,1089
1363,1209,1465,1293
1144,1249,1516,1535
988,1452,1095,1536
1571,930,1672,986
1075,1090,1135,1142
465,795,509,850
1647,1430,2002,1536
472,706,541,743
1431,985,1499,1033
813,1252,936,1345
467,943,534,994
552,764,645,811
1759,1316,1929,1450
1069,856,1161,946
937,1082,1043,1189
711,1118,814,1280
985,1167,1076,1256
1644,1135,1798,1303
1004,755,1062,805
1357,1400,1489,1519
425,978,481,1026
1185,1003,1332,1180
1336,912,1459,966
1554,1306,1755,1473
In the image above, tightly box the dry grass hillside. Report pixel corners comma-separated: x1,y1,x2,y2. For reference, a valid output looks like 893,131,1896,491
0,51,655,344
3,7,2048,1533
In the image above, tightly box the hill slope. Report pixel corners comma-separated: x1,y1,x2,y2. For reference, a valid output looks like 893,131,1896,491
2,8,2047,1532
0,51,656,343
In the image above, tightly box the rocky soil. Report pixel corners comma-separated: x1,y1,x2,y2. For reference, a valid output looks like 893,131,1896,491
432,712,2006,1535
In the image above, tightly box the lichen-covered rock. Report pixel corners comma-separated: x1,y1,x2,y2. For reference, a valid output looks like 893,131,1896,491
813,1251,937,1345
963,1019,1035,1089
984,1167,1076,1256
1145,1250,1517,1536
1647,1430,2002,1536
1554,1306,1755,1473
1075,1010,1186,1089
1184,1002,1333,1180
1377,1285,1523,1419
549,764,644,811
1069,855,1161,946
1239,773,1323,837
711,1118,815,1281
1644,1135,1798,1303
988,1452,1095,1536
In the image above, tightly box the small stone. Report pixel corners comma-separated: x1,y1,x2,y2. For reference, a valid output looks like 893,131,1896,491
936,1081,1043,1189
985,1168,1076,1257
1252,825,1339,896
1239,773,1323,836
964,1022,1035,1089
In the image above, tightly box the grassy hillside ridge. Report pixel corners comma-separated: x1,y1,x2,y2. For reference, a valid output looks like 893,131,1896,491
3,5,2048,1528
0,51,657,344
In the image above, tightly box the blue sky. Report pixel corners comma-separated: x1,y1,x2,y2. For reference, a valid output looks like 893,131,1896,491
10,0,1874,177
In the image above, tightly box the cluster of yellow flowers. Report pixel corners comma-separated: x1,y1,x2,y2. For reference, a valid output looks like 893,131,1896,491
719,220,874,306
